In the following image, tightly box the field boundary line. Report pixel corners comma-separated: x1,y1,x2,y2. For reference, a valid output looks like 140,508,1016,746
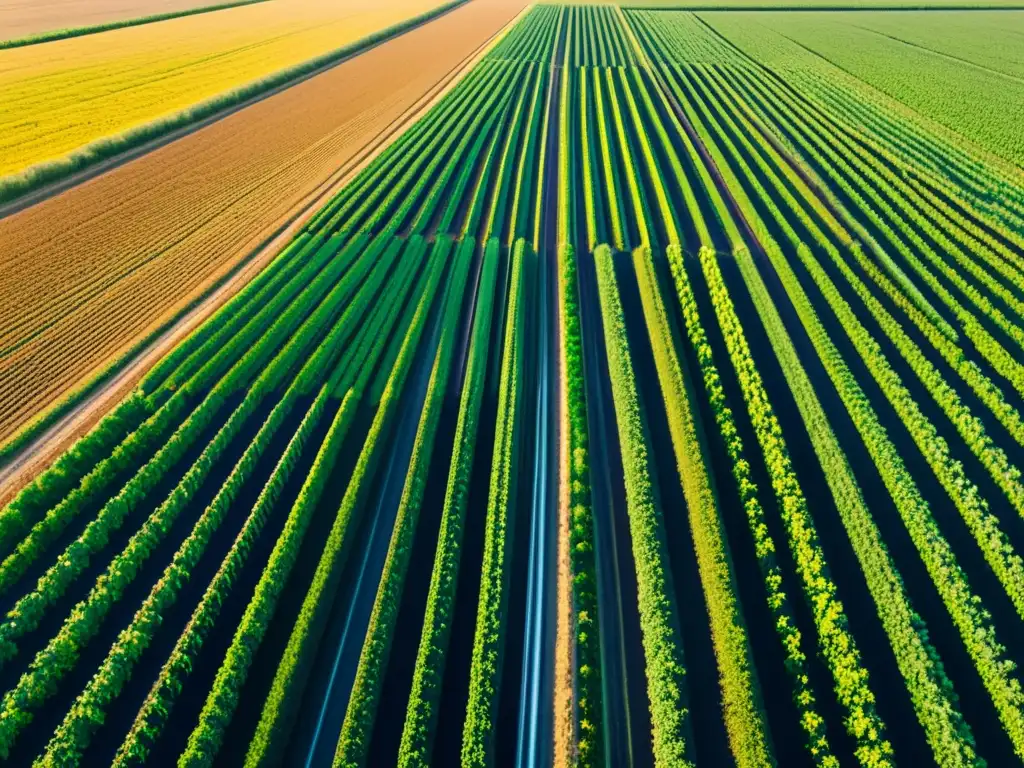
0,0,470,214
620,4,1024,10
0,0,531,507
851,22,1024,85
0,0,273,50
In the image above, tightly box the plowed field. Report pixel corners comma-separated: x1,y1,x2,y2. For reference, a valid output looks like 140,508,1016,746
0,0,227,38
0,0,527,442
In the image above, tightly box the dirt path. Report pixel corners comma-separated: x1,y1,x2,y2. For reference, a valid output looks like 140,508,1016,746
0,2,530,507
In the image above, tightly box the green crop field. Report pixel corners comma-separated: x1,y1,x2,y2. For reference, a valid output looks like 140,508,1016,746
1,3,1023,767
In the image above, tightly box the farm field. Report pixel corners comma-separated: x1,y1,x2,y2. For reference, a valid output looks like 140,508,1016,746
0,0,525,448
0,0,455,185
0,0,255,40
602,0,1024,6
704,10,1024,166
2,2,1024,768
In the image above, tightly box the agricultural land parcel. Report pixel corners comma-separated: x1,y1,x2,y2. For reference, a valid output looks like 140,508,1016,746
620,0,1024,6
0,0,527,444
0,0,452,181
0,0,243,38
3,4,1024,768
548,0,1024,6
702,10,1024,166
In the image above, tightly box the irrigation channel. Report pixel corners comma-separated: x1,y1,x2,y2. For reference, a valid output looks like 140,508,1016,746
514,25,562,767
515,241,557,768
287,281,450,767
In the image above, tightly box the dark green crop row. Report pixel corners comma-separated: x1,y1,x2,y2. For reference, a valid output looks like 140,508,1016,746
657,38,1024,758
0,234,376,663
335,238,475,767
461,238,528,768
40,383,330,766
593,244,694,768
241,236,453,767
580,51,778,766
0,228,399,758
398,239,502,767
625,17,895,764
721,55,1024,395
634,12,1024,764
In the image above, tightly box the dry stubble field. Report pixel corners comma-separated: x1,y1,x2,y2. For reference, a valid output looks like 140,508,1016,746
0,0,227,38
0,0,527,443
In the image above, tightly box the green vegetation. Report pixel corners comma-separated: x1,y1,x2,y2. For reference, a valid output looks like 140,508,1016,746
461,239,529,768
2,5,1023,767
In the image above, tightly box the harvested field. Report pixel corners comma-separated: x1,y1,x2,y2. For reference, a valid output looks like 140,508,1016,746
0,0,527,443
0,0,228,39
0,0,450,179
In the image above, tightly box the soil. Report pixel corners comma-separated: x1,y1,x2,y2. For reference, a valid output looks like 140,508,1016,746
0,0,224,38
0,0,528,445
0,0,531,506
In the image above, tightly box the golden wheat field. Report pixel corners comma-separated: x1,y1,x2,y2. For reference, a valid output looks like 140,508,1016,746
0,0,448,179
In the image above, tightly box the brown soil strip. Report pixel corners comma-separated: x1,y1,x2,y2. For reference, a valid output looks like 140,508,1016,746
0,0,530,506
0,0,228,38
549,22,576,764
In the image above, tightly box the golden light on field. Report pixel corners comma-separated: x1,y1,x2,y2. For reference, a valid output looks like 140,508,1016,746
0,0,449,178
0,0,527,442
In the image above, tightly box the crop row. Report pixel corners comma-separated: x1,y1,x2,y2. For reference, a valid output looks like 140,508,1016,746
461,239,528,768
630,9,1024,763
569,43,847,764
650,33,1024,758
592,244,693,768
672,40,1024,622
0,17,558,762
556,244,604,765
675,54,1024,627
397,239,502,767
592,17,897,763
